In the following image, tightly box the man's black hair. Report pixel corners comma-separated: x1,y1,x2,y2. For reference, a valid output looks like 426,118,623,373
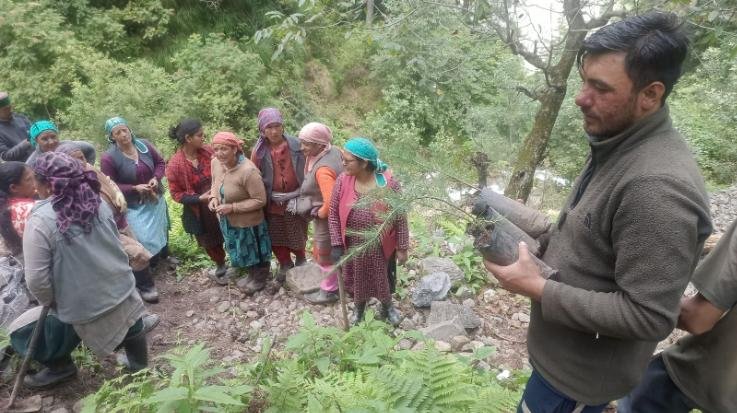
577,11,689,102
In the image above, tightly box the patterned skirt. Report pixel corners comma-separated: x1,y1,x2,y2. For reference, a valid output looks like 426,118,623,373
219,218,272,268
342,209,391,304
266,212,308,251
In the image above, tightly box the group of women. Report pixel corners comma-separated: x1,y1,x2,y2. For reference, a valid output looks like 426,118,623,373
0,107,410,387
164,108,409,326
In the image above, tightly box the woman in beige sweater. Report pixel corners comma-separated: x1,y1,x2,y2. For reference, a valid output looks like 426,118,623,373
208,132,271,293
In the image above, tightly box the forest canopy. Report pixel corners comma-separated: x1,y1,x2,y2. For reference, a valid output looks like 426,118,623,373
2,0,736,197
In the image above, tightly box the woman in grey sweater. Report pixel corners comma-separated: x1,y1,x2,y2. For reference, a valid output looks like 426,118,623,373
10,151,154,388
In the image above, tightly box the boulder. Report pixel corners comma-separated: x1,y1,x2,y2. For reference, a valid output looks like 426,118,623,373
286,262,327,294
420,317,466,342
427,301,482,329
411,271,451,307
418,257,464,283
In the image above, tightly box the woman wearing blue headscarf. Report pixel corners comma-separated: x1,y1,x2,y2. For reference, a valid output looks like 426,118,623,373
25,120,96,168
328,137,409,326
100,117,169,303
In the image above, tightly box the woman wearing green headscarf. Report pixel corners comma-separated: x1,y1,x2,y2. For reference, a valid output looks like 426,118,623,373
328,137,409,326
100,117,169,303
25,120,96,168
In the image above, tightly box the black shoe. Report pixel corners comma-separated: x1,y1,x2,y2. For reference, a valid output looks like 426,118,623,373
120,334,149,372
214,264,228,278
208,268,231,285
24,358,77,388
237,267,269,295
350,302,367,327
381,302,402,327
275,263,294,283
304,289,339,305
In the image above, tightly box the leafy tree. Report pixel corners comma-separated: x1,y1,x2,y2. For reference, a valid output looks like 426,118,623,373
671,42,737,186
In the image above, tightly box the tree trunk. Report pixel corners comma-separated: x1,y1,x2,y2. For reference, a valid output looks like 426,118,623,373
504,86,567,200
366,0,374,26
504,0,611,202
470,151,490,188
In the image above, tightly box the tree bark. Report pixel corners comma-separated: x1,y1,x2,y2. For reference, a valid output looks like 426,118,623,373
366,0,375,26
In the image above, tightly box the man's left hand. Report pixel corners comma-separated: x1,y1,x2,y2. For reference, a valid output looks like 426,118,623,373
484,242,546,301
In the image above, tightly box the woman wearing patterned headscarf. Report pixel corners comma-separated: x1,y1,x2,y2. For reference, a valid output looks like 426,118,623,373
295,122,345,305
25,119,96,168
10,151,152,387
100,116,168,303
328,137,409,326
57,142,153,276
251,108,307,283
166,119,227,279
209,131,271,292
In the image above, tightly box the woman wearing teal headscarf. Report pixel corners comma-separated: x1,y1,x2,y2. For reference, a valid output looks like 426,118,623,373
327,137,410,326
100,116,170,303
25,120,96,168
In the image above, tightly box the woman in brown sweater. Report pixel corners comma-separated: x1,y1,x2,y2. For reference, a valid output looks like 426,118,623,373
208,132,271,293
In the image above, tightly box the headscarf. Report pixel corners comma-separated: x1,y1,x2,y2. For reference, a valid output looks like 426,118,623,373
252,107,284,160
344,137,389,188
212,131,243,151
28,120,58,148
104,116,148,153
56,141,83,157
0,92,10,108
56,142,126,214
33,151,101,237
298,122,333,173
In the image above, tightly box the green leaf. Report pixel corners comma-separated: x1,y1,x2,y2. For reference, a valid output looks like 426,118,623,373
147,387,188,404
193,386,245,406
315,356,331,375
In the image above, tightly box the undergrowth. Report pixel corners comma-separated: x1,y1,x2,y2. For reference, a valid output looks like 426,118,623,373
82,311,522,412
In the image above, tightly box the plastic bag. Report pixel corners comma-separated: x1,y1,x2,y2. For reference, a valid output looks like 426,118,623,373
0,256,33,330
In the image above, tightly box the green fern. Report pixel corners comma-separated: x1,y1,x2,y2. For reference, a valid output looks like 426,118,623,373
265,360,307,413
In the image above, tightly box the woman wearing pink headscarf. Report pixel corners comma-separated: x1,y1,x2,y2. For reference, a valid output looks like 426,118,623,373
209,132,271,293
250,108,307,283
294,123,344,304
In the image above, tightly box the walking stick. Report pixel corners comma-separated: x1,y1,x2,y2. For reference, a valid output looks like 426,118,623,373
6,306,50,410
334,266,350,331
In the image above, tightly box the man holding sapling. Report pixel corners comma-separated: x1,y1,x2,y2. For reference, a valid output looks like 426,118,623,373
484,12,712,413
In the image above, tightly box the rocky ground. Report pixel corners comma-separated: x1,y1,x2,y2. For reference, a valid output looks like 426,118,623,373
5,186,736,412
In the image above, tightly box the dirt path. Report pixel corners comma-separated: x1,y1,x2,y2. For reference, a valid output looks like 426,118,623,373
2,263,532,411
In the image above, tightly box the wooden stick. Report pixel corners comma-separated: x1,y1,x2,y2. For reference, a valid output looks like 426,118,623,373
335,267,350,331
6,306,50,409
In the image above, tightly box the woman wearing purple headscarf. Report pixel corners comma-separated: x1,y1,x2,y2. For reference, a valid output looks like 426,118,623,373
250,108,307,283
11,151,152,387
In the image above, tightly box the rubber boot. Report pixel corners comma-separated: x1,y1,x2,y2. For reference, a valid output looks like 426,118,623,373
275,262,294,284
381,301,402,327
120,334,149,372
238,266,268,295
350,302,367,327
214,263,228,278
24,355,77,388
304,289,339,305
133,267,159,303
